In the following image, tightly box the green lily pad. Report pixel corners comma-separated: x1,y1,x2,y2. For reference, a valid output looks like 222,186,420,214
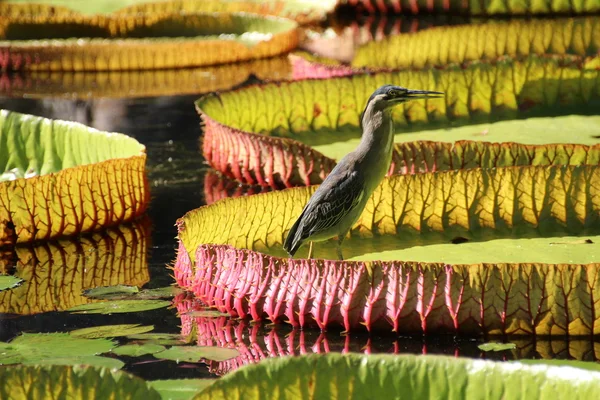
194,354,600,399
478,342,517,352
83,285,140,299
112,344,166,358
148,379,215,400
70,324,154,339
0,364,161,399
83,285,180,300
0,333,116,367
153,346,240,363
127,333,184,341
68,300,171,314
28,355,125,370
0,275,22,291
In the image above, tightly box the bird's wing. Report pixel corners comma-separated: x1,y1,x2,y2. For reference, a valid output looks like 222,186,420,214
300,168,365,239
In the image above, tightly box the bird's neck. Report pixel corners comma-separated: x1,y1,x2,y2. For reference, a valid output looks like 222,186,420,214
356,105,394,162
355,104,394,190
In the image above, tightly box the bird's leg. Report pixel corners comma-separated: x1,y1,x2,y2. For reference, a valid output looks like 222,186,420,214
336,233,347,261
307,241,314,259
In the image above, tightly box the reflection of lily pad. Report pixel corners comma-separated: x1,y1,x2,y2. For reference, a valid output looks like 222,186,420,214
478,342,517,352
196,354,600,399
0,12,298,71
0,222,150,315
0,333,117,367
68,300,171,314
0,110,148,246
153,346,240,363
148,379,215,400
0,364,161,399
70,324,154,339
112,343,166,357
0,275,22,291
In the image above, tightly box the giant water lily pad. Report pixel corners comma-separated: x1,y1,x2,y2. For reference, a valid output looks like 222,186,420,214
352,17,600,69
194,354,600,399
175,162,600,334
0,56,292,99
153,346,240,363
0,364,160,399
336,0,600,15
0,12,298,71
0,110,148,246
197,54,600,188
68,299,171,314
0,221,149,315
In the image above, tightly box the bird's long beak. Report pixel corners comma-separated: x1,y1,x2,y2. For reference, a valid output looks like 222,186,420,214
404,89,444,100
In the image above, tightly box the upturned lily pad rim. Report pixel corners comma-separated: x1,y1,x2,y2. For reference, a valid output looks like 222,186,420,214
0,12,297,46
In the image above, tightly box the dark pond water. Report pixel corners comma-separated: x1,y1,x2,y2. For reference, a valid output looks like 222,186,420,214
1,15,598,382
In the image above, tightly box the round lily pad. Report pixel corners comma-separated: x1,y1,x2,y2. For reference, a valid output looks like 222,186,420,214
69,324,154,339
112,343,166,357
67,300,171,314
153,346,240,363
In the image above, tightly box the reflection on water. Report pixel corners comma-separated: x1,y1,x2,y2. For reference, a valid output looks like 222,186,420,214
0,220,150,315
176,295,600,376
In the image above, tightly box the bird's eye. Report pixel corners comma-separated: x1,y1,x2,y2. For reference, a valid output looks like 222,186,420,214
388,89,404,96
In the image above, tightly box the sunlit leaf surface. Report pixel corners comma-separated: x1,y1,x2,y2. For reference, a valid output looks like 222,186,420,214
0,12,298,71
353,17,600,69
0,365,160,399
0,222,149,315
69,324,154,339
68,299,171,314
0,333,118,367
0,110,148,245
194,354,600,400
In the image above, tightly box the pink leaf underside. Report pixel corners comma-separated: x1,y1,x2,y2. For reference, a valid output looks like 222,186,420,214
173,243,600,335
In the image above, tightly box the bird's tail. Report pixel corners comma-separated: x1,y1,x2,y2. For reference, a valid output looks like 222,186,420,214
283,218,304,257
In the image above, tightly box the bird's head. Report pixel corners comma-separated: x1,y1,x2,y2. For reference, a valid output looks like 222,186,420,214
367,84,444,110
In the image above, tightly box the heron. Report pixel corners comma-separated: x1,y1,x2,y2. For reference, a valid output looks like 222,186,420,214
283,84,444,260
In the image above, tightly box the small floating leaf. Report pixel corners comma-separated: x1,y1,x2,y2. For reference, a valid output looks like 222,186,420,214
70,324,154,339
0,275,22,291
83,285,140,299
127,333,183,341
183,309,228,318
153,346,240,363
68,300,170,314
478,342,517,352
0,333,116,366
112,344,166,357
148,379,215,400
27,355,125,370
83,285,180,300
